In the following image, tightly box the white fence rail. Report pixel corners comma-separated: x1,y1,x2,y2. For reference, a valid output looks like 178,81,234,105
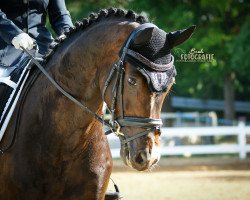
172,96,250,113
107,123,250,159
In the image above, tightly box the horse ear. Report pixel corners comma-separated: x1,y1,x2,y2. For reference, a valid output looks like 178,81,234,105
132,27,154,46
167,25,196,49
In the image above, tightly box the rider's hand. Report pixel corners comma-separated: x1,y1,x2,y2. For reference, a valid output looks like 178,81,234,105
11,33,34,50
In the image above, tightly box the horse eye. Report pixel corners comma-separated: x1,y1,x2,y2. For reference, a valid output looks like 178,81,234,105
128,77,137,86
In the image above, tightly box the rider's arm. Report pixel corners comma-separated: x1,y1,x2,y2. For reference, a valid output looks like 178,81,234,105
0,9,33,50
0,9,22,44
48,0,74,36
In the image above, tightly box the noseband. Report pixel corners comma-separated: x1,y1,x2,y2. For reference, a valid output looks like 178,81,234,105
102,23,176,145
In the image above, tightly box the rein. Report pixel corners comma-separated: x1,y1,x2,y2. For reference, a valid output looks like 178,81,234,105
1,23,174,153
24,23,171,145
22,48,114,130
23,47,161,145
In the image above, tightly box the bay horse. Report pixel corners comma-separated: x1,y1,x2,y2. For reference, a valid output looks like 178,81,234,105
0,8,195,200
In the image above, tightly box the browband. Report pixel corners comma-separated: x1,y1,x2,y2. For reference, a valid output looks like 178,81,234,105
124,48,175,72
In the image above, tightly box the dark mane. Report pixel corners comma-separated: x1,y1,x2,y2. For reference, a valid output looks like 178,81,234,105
44,7,149,62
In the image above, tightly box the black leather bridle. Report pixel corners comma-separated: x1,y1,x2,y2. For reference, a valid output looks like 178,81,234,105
1,23,175,153
102,23,176,145
102,54,163,145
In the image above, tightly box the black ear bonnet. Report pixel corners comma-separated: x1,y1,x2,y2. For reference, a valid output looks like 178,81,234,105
119,23,177,93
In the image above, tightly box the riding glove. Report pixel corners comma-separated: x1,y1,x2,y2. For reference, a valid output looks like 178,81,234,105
11,33,34,50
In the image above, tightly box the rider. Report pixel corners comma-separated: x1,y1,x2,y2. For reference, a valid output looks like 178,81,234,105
0,0,73,58
0,0,73,114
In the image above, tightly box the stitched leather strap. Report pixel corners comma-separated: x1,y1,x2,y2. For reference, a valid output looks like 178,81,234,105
125,48,175,71
117,117,162,128
22,48,114,130
120,127,155,145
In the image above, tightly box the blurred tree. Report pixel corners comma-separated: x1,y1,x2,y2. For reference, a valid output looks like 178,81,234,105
126,0,250,121
65,0,250,121
65,0,128,21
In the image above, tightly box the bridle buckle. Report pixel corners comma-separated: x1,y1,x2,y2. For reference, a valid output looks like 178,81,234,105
113,121,124,137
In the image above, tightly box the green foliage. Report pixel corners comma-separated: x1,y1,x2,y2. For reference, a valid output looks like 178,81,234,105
65,0,250,101
65,0,128,21
127,0,250,101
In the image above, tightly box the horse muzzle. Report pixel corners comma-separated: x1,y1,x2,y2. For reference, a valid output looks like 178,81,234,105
120,129,161,171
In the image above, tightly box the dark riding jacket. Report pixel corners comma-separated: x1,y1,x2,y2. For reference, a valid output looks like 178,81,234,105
0,0,73,67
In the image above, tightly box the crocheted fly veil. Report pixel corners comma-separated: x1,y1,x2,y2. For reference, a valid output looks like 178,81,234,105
124,24,195,92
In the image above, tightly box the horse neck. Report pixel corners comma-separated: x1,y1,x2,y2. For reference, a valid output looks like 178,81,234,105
32,20,138,135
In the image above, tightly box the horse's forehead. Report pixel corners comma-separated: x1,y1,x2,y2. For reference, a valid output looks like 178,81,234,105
125,64,140,74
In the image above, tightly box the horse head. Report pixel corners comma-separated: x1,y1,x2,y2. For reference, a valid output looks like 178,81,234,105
103,23,195,171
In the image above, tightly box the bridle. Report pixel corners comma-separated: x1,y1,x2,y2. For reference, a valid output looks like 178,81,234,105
0,23,175,153
101,55,163,145
102,23,176,145
26,23,174,145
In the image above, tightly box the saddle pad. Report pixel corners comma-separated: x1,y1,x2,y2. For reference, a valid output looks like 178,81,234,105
0,57,32,142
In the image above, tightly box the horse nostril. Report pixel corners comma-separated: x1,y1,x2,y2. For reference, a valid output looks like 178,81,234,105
135,153,143,164
135,151,147,165
155,128,161,136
